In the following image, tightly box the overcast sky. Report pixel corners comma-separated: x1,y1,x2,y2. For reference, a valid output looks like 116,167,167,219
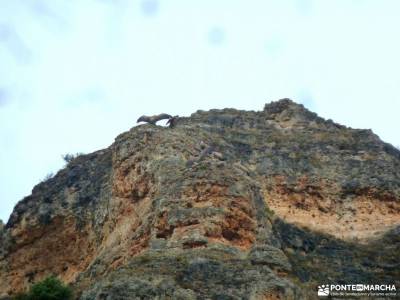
1,0,399,222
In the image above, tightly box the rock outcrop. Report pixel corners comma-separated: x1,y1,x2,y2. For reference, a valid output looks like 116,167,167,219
1,99,399,299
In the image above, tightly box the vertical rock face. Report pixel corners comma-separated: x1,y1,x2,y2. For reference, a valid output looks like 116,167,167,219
1,99,399,299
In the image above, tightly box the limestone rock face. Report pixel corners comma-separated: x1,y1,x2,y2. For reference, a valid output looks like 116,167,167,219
1,99,399,299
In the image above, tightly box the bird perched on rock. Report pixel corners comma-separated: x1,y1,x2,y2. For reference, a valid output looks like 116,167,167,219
137,113,172,125
166,115,179,128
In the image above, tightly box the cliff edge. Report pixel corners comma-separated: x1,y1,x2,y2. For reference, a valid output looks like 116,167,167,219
1,99,399,299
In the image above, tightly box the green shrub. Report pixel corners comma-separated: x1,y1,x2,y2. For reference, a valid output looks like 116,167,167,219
14,276,72,300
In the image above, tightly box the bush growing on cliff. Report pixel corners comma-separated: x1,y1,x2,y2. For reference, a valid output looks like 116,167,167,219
42,172,54,182
13,276,72,300
62,153,84,164
62,153,75,163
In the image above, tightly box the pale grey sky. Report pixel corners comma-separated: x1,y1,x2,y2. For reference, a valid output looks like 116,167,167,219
1,0,399,222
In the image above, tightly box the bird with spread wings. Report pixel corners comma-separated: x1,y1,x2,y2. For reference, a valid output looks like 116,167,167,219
137,113,172,125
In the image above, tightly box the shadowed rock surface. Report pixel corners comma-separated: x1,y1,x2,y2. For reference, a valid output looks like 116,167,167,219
1,99,399,299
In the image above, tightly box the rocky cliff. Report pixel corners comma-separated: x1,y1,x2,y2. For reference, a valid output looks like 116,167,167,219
1,99,399,299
